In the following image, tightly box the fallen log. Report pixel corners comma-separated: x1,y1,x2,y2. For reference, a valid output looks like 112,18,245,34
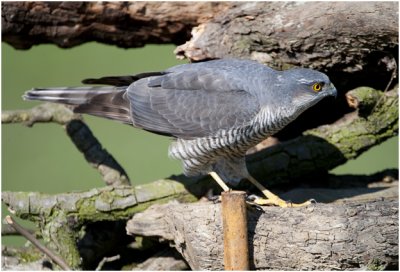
127,197,398,270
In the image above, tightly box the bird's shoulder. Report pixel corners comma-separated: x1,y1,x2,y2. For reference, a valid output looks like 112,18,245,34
137,59,277,94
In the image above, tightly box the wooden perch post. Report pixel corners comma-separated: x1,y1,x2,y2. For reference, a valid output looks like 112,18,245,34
221,191,249,270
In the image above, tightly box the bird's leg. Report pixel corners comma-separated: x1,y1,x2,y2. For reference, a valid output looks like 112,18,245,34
208,172,264,211
208,171,231,192
247,175,314,208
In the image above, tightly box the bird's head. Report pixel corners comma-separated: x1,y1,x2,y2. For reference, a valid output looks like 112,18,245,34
276,68,337,113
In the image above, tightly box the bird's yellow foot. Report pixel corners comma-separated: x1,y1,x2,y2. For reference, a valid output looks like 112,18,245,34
247,194,316,208
246,175,316,208
208,171,316,208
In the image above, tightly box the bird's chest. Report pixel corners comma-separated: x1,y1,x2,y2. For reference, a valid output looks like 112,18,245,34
223,109,293,153
170,108,294,162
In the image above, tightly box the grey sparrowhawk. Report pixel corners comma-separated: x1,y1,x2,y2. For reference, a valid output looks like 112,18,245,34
24,59,337,207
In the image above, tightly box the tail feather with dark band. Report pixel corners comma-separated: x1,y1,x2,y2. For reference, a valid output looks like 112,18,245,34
23,87,132,124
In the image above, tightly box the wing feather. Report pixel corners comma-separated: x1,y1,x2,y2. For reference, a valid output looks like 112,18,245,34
127,64,261,139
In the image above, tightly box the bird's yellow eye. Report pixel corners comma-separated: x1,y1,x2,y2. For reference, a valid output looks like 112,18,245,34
312,83,322,92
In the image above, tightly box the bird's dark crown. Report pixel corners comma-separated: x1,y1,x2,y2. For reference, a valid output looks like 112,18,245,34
282,68,331,86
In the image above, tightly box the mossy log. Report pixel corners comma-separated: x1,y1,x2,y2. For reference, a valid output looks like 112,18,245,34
3,176,398,270
2,181,197,269
127,198,398,270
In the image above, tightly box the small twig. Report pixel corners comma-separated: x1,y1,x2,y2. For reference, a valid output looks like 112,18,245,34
383,56,397,93
95,255,120,271
372,56,398,113
1,223,36,236
5,215,71,270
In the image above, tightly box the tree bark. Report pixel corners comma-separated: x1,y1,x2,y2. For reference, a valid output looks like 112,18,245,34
3,2,397,79
2,181,197,269
127,197,398,270
132,248,189,271
3,174,398,270
175,2,398,69
2,1,231,49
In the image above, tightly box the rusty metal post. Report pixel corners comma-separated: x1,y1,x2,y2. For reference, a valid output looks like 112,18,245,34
221,190,249,270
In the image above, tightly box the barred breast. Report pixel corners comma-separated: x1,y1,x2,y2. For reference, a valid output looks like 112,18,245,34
169,107,294,177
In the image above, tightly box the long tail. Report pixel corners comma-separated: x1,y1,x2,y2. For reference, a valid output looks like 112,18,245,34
23,86,132,124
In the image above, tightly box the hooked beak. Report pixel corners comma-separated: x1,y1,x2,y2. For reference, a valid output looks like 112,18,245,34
327,83,337,99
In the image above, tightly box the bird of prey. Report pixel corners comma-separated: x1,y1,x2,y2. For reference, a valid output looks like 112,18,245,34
24,59,337,207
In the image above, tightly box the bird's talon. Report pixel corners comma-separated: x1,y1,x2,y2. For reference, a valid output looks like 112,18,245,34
245,201,264,212
309,198,317,204
207,195,222,204
246,194,260,202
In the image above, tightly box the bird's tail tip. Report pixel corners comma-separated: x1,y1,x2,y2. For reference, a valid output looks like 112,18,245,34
22,88,46,101
22,86,132,124
22,86,124,105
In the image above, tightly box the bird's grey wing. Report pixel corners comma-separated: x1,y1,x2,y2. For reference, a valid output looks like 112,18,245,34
127,69,260,139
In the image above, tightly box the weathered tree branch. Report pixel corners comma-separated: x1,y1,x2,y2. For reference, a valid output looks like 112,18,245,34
2,180,197,268
2,1,231,49
127,198,398,270
2,171,398,269
2,103,130,186
2,181,195,223
3,2,396,83
175,2,398,71
2,103,79,125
